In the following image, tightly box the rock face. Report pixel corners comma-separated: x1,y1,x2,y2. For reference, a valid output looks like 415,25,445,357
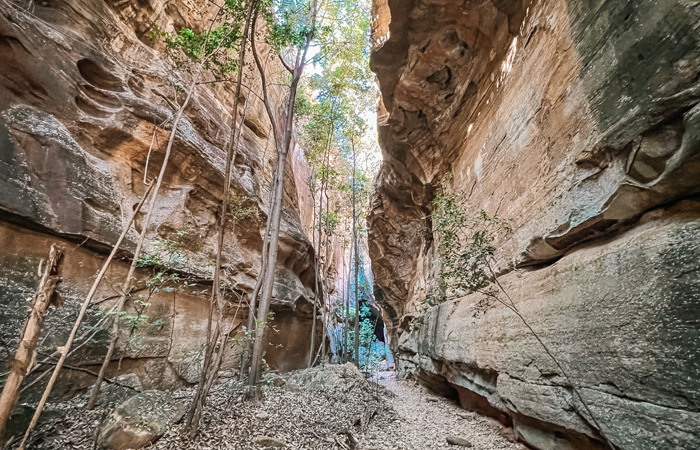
0,0,320,394
368,0,700,449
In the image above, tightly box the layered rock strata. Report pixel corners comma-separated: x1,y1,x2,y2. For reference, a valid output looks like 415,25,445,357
368,0,700,448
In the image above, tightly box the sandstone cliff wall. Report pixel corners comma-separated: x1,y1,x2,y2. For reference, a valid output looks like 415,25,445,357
0,0,320,394
368,0,700,448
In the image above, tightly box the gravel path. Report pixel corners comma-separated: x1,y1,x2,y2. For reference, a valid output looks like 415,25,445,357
358,371,525,450
18,366,526,449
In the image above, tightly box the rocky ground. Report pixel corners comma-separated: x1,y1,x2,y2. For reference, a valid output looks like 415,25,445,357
15,365,524,449
360,372,523,450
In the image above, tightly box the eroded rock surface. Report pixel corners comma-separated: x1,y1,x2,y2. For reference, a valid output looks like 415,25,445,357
0,0,320,394
368,0,700,449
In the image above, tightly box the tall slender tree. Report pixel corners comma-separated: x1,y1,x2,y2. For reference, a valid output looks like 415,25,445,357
351,137,360,366
185,0,257,436
246,0,320,389
292,0,376,365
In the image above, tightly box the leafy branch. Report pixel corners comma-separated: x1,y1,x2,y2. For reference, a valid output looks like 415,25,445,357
429,173,615,450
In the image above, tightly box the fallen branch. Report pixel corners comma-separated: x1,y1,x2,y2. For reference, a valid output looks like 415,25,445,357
0,245,63,440
17,303,118,395
17,182,154,447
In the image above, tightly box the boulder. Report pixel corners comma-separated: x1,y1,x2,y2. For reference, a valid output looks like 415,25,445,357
287,363,366,394
446,436,473,447
98,390,186,449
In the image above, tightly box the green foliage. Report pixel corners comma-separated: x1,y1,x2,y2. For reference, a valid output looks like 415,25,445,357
429,174,512,305
314,0,373,95
128,231,195,336
357,307,374,345
321,210,339,235
228,192,260,223
147,0,248,78
121,311,149,331
315,165,335,185
264,0,318,52
346,306,385,371
145,25,163,43
294,90,313,118
252,311,280,336
294,0,377,198
136,253,162,268
423,283,447,308
335,304,356,323
137,236,188,270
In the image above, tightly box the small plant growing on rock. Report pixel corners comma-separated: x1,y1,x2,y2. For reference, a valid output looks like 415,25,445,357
147,5,248,81
227,192,260,223
429,173,615,450
430,173,512,304
256,311,280,338
423,278,447,308
121,297,151,336
121,232,194,339
230,326,254,359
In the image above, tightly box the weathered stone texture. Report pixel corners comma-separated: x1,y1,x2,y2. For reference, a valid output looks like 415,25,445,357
0,0,320,394
400,213,700,449
98,390,187,449
368,0,700,448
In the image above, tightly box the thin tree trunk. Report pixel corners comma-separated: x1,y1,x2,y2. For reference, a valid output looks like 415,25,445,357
16,183,153,444
0,247,62,436
343,244,352,363
187,311,243,437
248,6,316,388
185,0,255,434
338,249,347,362
353,231,360,367
316,110,334,364
0,245,62,441
187,91,254,431
321,165,334,362
308,180,322,367
248,148,287,387
238,243,267,379
86,78,199,411
239,157,276,380
239,17,287,378
248,11,288,387
320,196,331,363
351,139,360,367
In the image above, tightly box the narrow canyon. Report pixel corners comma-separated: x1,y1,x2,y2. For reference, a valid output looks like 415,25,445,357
0,0,698,449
